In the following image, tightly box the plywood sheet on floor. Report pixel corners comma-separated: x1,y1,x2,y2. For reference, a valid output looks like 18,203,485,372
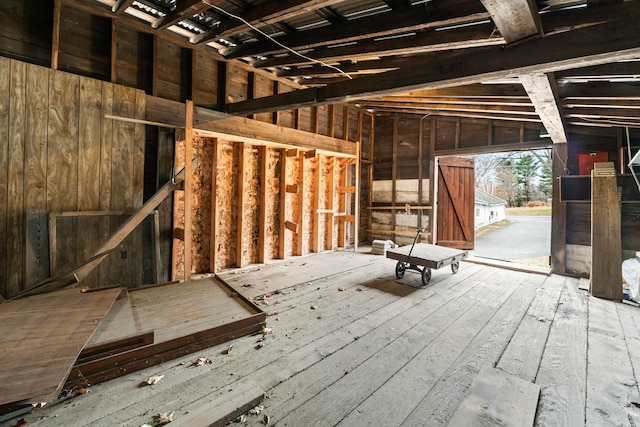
88,277,261,345
0,287,122,405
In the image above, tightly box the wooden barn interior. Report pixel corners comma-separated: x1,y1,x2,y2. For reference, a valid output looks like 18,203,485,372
1,0,640,425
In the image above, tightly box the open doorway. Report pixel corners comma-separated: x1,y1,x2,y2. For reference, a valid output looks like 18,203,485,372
471,149,552,267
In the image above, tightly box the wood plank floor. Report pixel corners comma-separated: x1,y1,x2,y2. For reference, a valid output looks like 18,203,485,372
8,249,640,426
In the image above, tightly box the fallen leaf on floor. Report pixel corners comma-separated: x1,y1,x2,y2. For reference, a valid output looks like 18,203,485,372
154,411,174,425
235,414,247,423
80,287,90,293
356,288,363,292
536,316,545,322
144,375,164,385
222,344,234,354
31,402,47,410
318,295,323,299
262,414,271,424
249,405,265,415
140,424,153,427
11,418,27,427
71,387,89,397
265,293,272,297
310,305,317,310
256,342,265,349
243,284,252,287
262,326,273,335
338,287,345,292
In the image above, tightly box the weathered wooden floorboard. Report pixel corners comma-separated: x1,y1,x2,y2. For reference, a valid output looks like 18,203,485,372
52,260,407,426
534,277,588,427
250,262,493,423
586,297,640,426
398,270,544,427
497,274,565,382
274,267,518,426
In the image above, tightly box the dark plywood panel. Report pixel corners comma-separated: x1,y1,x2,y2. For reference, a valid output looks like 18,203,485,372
434,118,457,151
0,287,121,405
397,116,421,180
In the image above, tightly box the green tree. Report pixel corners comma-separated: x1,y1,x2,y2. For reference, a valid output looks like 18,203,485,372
513,155,540,205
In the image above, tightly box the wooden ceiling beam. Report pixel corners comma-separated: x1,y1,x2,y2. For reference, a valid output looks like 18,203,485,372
112,0,135,14
520,73,568,142
366,107,543,122
555,61,640,80
481,0,568,143
251,24,503,69
558,81,640,98
152,0,219,31
480,0,542,43
191,0,345,45
223,2,490,58
225,17,640,115
357,100,538,115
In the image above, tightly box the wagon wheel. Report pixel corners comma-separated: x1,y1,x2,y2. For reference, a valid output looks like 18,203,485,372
421,267,432,286
451,261,459,274
395,261,406,279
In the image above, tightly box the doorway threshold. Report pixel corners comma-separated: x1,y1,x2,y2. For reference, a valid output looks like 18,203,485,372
465,255,551,276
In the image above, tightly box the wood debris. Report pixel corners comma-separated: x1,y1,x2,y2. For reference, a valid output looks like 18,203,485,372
222,344,234,354
192,356,212,366
536,316,546,322
262,326,273,335
262,414,270,424
154,411,174,425
11,419,27,427
144,375,164,385
249,405,265,415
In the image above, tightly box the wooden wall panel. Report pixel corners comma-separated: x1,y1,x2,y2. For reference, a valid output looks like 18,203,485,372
156,38,188,102
254,74,273,124
214,141,238,269
397,116,420,180
0,0,53,67
0,57,10,297
277,83,296,128
58,5,110,80
24,64,51,287
115,24,153,94
298,107,314,133
193,50,218,109
265,148,280,260
227,62,249,104
7,60,27,297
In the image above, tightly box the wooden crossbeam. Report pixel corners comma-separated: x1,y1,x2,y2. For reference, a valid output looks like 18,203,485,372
152,0,217,30
520,73,567,143
226,16,640,114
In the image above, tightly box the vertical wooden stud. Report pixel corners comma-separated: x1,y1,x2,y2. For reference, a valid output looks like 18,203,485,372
327,157,335,250
278,148,287,259
111,20,117,83
272,81,279,125
258,145,267,263
343,106,349,140
210,138,218,273
183,100,194,282
338,159,346,248
296,151,305,256
454,117,461,150
328,105,335,138
354,145,361,251
312,154,321,253
391,116,398,241
152,210,162,283
152,35,158,97
236,142,246,267
51,0,61,70
429,117,437,244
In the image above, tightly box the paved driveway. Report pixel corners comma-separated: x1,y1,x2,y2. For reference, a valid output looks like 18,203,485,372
473,216,551,262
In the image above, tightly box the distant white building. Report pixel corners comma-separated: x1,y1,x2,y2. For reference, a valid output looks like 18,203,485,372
475,187,507,230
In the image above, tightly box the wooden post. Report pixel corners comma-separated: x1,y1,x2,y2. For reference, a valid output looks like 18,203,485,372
51,0,61,70
110,20,117,83
184,100,194,282
590,162,622,300
327,157,335,250
296,151,305,256
354,141,361,252
312,154,321,253
278,148,287,259
152,210,162,283
258,146,267,263
236,142,246,267
209,138,218,273
429,117,437,244
338,160,346,247
550,142,567,274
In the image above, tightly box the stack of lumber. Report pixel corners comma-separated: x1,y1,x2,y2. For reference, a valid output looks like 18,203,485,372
371,240,397,255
